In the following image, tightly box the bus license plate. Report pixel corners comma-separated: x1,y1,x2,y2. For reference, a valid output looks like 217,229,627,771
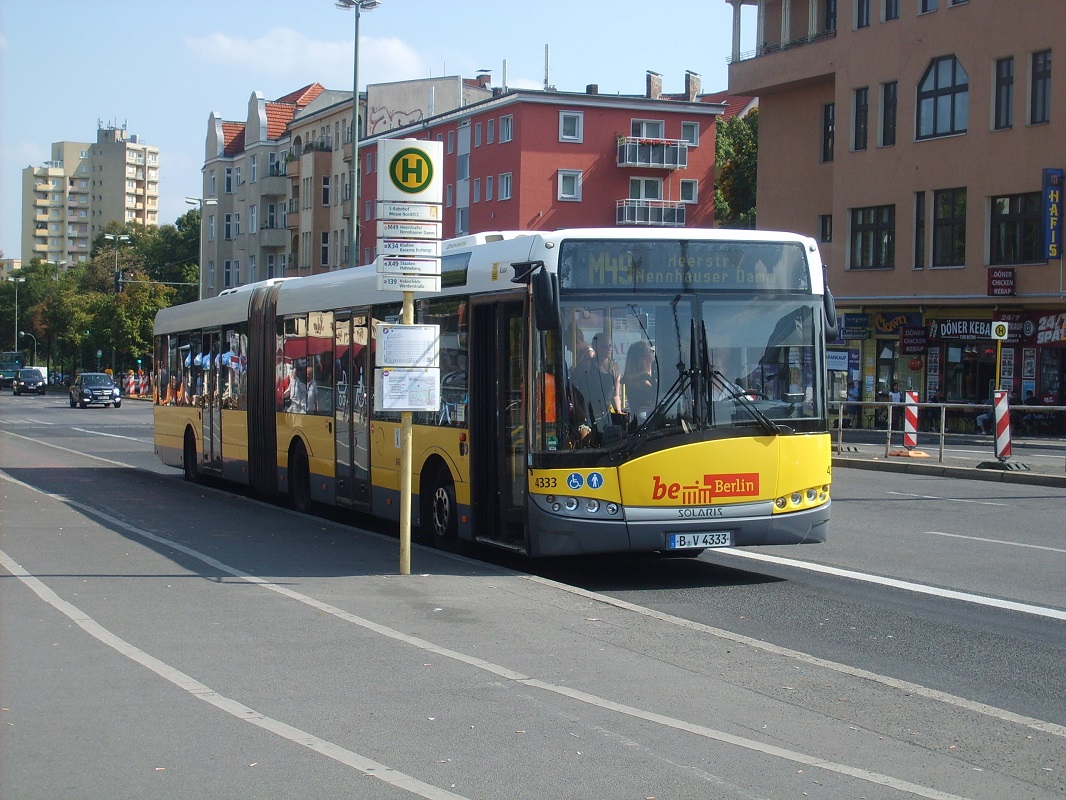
668,532,733,549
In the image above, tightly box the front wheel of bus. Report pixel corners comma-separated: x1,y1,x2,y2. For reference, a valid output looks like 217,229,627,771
183,429,200,484
289,443,313,515
427,470,459,552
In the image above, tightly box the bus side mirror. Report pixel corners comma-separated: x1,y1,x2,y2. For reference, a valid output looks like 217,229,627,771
533,268,559,332
823,286,838,342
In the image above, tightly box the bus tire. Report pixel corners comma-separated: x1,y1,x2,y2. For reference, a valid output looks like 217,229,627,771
288,442,313,515
183,429,200,484
426,468,459,552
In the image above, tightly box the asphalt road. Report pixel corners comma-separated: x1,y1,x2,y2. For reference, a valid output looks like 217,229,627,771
2,394,1064,799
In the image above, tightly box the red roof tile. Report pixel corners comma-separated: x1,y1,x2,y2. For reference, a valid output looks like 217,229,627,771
265,103,296,140
221,122,246,156
701,90,757,120
274,83,326,108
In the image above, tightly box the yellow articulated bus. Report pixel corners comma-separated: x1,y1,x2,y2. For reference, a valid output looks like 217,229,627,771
153,227,836,557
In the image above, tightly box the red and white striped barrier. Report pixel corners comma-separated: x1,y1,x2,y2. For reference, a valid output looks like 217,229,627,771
124,373,135,395
903,391,919,448
993,389,1012,460
138,371,148,396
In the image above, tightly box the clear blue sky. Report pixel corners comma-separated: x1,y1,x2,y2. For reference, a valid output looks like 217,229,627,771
0,0,755,260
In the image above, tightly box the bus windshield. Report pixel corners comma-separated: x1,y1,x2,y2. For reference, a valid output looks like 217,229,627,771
532,294,823,453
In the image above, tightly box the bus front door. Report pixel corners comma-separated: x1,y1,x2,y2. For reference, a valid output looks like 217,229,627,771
334,313,371,508
470,299,526,547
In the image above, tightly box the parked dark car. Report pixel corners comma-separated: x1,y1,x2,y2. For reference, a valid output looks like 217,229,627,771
13,368,47,396
69,372,122,408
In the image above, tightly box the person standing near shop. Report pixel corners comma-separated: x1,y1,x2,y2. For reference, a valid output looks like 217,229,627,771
888,381,904,430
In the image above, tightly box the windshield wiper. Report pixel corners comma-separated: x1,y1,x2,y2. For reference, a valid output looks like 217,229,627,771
710,369,789,435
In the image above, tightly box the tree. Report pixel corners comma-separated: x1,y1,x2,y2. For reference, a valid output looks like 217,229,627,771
714,108,759,229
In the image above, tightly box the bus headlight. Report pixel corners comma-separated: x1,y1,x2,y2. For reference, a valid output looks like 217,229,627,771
791,492,802,506
564,497,579,512
606,502,619,515
585,499,600,514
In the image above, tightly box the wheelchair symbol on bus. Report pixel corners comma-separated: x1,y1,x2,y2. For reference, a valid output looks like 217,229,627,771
567,473,584,490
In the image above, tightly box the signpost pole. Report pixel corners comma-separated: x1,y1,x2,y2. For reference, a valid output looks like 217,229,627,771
399,291,414,575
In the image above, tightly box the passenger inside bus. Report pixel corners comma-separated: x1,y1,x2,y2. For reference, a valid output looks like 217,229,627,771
622,340,657,422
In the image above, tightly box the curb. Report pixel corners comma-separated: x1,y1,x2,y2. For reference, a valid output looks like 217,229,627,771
833,455,1066,489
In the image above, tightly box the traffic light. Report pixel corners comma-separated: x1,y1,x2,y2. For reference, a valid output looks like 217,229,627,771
115,271,124,293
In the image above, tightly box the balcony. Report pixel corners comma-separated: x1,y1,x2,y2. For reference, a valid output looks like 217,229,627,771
258,174,288,197
616,199,686,227
259,225,288,248
616,137,688,169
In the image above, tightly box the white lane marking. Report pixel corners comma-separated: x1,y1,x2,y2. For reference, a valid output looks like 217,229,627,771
927,530,1066,554
887,490,1008,507
71,426,152,443
0,547,470,800
0,476,989,799
717,549,1066,622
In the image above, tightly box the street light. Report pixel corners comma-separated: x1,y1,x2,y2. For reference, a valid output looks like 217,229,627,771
186,197,218,300
20,331,37,366
103,233,130,293
5,276,25,350
336,0,381,268
43,259,67,280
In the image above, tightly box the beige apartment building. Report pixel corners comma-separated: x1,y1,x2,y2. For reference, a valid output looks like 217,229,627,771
727,0,1065,415
20,124,160,268
199,77,493,295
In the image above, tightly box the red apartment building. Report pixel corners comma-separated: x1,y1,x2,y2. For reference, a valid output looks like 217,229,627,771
353,72,724,265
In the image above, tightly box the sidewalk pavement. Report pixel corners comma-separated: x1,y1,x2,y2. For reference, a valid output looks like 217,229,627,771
832,429,1066,488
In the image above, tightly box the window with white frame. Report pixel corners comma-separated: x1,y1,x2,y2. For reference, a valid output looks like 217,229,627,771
680,121,700,145
446,184,453,207
559,111,583,142
321,232,329,267
629,177,662,200
680,179,698,203
558,170,582,201
473,178,481,202
499,173,512,199
631,119,665,139
250,154,257,183
447,130,455,153
474,122,482,146
249,204,257,233
487,118,495,143
208,169,216,195
248,255,256,283
499,115,513,142
486,175,493,200
208,215,215,241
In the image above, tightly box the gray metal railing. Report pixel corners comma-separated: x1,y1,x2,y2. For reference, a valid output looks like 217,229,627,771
828,400,1065,463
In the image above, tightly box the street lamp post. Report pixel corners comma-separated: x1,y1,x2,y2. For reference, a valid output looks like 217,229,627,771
103,233,130,373
103,233,130,293
186,197,218,300
20,331,37,367
43,259,67,281
336,0,381,269
5,276,25,351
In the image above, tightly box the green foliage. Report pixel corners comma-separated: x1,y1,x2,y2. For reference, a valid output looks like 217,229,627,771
713,108,759,229
14,210,190,375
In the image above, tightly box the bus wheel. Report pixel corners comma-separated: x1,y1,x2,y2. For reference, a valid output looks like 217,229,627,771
427,469,459,551
183,429,200,484
288,443,313,515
